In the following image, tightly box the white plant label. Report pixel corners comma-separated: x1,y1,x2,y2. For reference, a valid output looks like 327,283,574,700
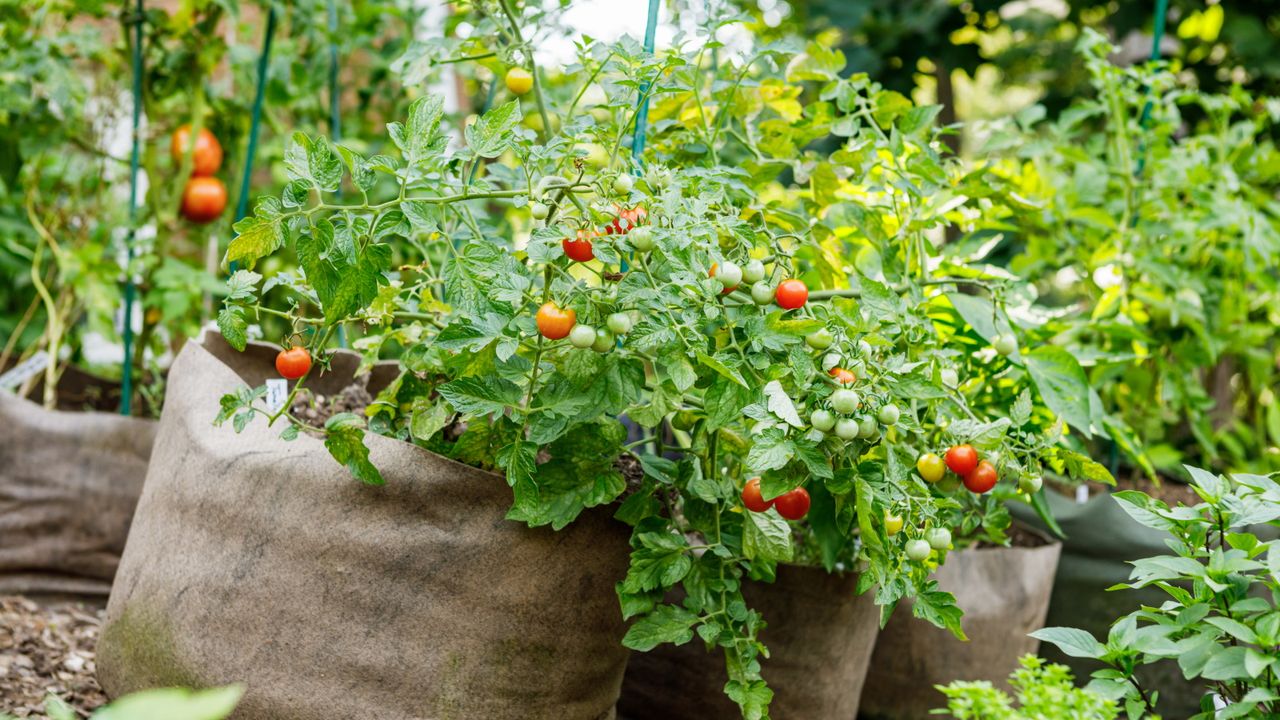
0,351,50,392
1075,484,1090,504
265,378,289,414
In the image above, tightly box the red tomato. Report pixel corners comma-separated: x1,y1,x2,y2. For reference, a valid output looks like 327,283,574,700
774,487,811,520
536,302,576,339
945,444,979,475
741,477,772,513
562,230,596,262
963,461,998,494
604,205,647,236
275,346,311,379
180,177,227,224
170,124,223,176
828,367,856,384
774,279,808,309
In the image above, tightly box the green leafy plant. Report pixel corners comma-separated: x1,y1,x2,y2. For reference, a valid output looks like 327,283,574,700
1033,465,1280,718
979,29,1280,477
209,8,1112,716
936,654,1118,720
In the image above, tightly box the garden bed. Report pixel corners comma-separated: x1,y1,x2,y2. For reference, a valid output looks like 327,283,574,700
0,595,106,718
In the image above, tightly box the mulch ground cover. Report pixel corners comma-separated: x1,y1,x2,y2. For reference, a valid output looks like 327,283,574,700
1,596,106,718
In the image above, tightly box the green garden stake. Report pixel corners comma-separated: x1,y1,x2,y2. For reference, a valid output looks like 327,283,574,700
328,0,348,348
120,0,144,416
621,0,660,275
229,5,277,273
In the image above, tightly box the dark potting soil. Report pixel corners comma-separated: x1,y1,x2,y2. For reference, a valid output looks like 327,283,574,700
289,382,375,426
1089,475,1202,508
969,521,1053,550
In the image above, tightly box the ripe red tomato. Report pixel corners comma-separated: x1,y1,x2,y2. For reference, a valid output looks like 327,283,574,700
741,477,772,513
828,367,856,384
774,487,811,520
774,279,808,309
180,177,227,224
963,461,998,494
171,124,223,176
562,230,596,262
945,444,979,475
536,302,576,339
275,346,311,379
604,205,647,235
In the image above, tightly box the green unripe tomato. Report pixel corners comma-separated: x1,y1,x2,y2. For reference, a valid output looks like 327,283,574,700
612,174,635,195
937,475,962,494
714,261,743,289
569,324,597,349
940,367,959,388
606,312,633,335
671,410,697,431
878,403,900,425
529,201,549,220
630,226,655,252
1019,475,1044,494
592,329,615,353
645,166,672,190
810,409,836,432
805,329,834,350
905,539,931,562
993,333,1017,356
821,353,841,372
857,339,872,356
751,282,775,305
829,389,860,412
743,259,766,284
925,527,952,550
834,418,860,440
830,388,860,414
857,415,877,438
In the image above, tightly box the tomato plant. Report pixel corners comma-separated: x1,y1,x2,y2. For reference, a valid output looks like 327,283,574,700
209,9,1109,716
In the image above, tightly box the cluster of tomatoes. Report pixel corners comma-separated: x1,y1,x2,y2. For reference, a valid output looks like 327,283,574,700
883,511,952,562
740,477,810,520
803,337,900,442
535,302,633,353
708,260,809,309
275,346,312,380
916,444,997,494
171,124,227,224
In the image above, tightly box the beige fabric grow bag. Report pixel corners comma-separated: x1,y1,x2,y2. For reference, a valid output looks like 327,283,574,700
98,334,632,720
0,371,155,598
859,536,1063,719
616,564,879,719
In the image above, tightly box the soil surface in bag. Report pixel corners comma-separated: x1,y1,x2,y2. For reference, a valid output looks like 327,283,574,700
0,367,155,599
859,527,1061,720
98,334,632,720
617,564,879,719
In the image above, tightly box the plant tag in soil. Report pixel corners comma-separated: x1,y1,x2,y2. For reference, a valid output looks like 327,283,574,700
0,351,50,392
266,378,288,413
1075,485,1089,504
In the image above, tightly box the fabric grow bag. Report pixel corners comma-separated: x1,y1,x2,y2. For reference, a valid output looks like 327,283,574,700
859,533,1061,719
1009,490,1204,716
616,564,879,719
0,368,155,598
97,334,633,720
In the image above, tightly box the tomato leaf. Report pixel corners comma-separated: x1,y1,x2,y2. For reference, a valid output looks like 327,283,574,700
622,604,698,652
437,376,522,417
742,508,794,563
324,413,384,486
1024,346,1093,438
465,99,523,158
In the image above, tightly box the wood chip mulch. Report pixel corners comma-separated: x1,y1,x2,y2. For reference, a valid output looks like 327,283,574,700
1,596,107,718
